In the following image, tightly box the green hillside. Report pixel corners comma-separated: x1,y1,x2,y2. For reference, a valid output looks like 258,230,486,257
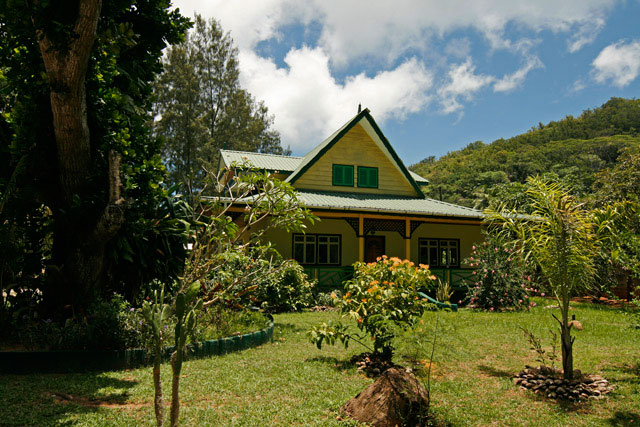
410,98,640,208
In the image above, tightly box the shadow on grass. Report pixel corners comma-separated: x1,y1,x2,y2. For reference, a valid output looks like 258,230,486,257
477,364,514,379
0,372,139,426
602,362,640,385
274,322,306,334
305,355,354,372
608,410,640,426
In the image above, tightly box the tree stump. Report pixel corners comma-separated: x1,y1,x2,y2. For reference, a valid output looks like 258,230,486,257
341,367,429,427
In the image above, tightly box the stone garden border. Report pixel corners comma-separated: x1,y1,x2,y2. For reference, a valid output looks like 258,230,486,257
0,317,274,374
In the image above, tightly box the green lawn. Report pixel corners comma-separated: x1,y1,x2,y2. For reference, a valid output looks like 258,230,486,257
0,301,638,426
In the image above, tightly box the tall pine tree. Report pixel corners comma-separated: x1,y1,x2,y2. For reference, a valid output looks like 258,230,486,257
153,15,287,199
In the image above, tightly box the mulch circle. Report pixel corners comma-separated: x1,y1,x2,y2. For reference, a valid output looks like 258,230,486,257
514,365,614,401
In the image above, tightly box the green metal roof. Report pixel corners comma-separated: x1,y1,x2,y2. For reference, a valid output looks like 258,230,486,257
219,150,303,172
295,190,483,219
219,148,429,183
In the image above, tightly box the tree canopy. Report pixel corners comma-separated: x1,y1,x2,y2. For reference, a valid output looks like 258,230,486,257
0,0,191,317
153,15,288,201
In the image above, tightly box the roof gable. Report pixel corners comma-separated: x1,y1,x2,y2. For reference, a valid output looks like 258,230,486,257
285,109,424,197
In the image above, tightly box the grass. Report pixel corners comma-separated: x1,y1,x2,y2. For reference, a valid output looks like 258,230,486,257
0,300,638,426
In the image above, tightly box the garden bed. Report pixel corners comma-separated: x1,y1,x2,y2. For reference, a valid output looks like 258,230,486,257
0,316,273,374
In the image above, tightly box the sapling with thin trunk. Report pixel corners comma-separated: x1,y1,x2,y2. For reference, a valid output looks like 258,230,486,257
142,287,171,427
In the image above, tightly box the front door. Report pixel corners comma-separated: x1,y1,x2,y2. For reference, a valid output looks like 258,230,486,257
365,236,385,263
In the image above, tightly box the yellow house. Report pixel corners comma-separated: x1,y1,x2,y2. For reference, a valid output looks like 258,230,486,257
219,108,484,293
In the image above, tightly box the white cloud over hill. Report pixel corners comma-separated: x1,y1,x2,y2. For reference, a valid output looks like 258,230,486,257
173,0,618,152
592,40,640,87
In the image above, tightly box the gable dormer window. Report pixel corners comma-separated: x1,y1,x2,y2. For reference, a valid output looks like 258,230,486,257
332,164,354,186
357,166,378,189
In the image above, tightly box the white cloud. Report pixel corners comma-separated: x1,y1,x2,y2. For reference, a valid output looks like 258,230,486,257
493,56,543,92
171,0,618,150
592,40,640,87
175,0,616,63
239,47,433,152
438,60,494,114
569,79,587,93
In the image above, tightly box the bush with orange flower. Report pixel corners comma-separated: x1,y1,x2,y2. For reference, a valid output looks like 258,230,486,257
308,256,436,359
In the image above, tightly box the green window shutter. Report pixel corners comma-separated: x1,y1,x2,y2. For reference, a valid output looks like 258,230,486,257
358,166,378,188
332,164,354,186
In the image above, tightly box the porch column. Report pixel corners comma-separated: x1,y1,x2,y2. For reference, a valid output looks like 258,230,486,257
404,218,411,260
358,214,364,262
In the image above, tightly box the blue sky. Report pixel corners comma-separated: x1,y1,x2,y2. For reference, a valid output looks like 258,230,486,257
174,0,640,165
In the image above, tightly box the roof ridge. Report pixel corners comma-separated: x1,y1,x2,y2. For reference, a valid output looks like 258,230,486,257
220,149,303,159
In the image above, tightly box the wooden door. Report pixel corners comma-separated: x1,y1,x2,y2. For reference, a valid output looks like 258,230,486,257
365,236,385,263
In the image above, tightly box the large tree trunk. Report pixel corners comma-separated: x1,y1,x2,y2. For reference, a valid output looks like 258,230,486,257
35,0,126,313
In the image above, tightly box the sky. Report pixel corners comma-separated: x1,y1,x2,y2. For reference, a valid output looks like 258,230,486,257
172,0,640,165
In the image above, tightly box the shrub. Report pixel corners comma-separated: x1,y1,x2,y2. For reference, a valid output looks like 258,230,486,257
190,306,270,341
206,248,314,313
309,256,436,359
18,294,143,350
466,233,535,311
314,290,342,307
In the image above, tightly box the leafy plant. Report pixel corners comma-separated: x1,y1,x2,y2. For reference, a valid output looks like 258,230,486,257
466,233,535,311
170,282,203,427
309,256,436,359
519,326,559,369
314,290,342,307
142,161,315,426
435,279,453,304
206,248,314,313
486,176,614,379
17,293,142,351
142,287,172,427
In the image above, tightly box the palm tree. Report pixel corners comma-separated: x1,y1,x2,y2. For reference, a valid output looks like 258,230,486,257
486,177,611,379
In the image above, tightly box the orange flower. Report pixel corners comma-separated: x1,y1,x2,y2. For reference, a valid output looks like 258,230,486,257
429,275,436,280
361,298,367,303
357,318,363,324
419,263,429,270
371,280,379,285
330,292,337,299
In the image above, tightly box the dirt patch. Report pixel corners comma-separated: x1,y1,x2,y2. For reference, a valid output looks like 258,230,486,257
571,296,632,308
46,392,149,409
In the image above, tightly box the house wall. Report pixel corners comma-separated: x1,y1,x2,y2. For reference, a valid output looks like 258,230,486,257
293,123,419,197
373,231,405,259
410,222,483,267
258,216,483,268
259,217,359,266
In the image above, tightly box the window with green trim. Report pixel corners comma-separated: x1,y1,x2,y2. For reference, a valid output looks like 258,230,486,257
357,166,378,188
293,234,341,265
332,164,354,186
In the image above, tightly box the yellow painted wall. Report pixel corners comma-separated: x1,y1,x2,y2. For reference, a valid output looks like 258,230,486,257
410,223,483,267
374,231,405,259
254,216,483,268
259,217,358,265
294,123,418,197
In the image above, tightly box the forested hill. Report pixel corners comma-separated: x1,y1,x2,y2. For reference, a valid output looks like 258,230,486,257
410,98,640,208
